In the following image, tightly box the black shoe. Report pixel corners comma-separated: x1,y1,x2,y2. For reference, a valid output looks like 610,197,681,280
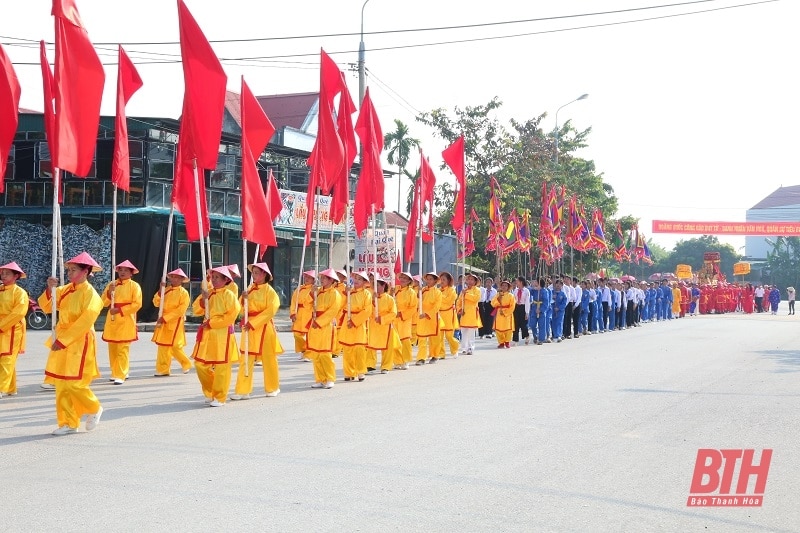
428,358,438,364
367,367,376,372
415,360,425,366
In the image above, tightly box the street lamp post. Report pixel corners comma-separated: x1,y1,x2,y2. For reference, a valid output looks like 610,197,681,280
553,93,588,277
358,0,371,106
553,93,588,164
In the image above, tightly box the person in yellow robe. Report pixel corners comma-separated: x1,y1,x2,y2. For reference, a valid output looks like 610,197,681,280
368,278,398,373
410,275,421,345
0,262,28,398
306,269,344,389
101,260,142,385
437,271,460,359
231,262,284,400
416,272,443,365
192,266,241,406
39,252,105,435
456,272,482,355
671,283,682,318
393,272,417,370
290,270,315,362
492,280,516,348
339,271,371,382
333,269,350,359
151,268,192,376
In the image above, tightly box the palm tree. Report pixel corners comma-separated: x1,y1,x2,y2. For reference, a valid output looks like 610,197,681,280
383,119,420,217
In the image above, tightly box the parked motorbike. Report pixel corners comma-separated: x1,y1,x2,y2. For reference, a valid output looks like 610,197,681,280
27,298,49,330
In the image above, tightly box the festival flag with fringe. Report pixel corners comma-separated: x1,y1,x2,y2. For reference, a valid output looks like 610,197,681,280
590,208,608,252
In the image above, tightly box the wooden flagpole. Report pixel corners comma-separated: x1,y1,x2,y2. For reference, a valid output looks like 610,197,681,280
241,236,249,376
192,160,209,320
110,184,118,321
156,205,175,323
50,168,61,333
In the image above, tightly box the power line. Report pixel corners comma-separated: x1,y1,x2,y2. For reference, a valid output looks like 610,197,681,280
2,0,777,66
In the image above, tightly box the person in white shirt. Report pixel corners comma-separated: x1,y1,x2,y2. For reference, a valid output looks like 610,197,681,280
754,285,765,313
571,276,582,338
479,277,498,338
599,278,611,332
511,277,531,345
562,276,575,339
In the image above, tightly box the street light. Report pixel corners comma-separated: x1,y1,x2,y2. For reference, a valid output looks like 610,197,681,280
554,93,588,164
358,0,371,105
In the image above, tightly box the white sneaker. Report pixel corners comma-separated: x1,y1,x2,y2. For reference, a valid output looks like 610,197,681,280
297,354,306,361
52,425,78,436
380,369,389,374
265,389,280,397
113,378,124,385
254,360,263,367
209,399,224,407
40,383,56,390
311,382,324,389
400,364,409,370
323,381,335,389
202,397,212,404
85,406,103,431
230,394,250,401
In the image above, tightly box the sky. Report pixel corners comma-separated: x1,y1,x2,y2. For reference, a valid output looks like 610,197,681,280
2,0,797,255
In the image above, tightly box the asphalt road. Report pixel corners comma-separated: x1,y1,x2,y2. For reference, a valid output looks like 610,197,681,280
2,312,798,532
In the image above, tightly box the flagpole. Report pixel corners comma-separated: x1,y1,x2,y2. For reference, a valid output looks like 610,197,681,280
192,160,209,320
50,168,61,333
417,181,423,316
241,236,249,377
312,189,322,324
156,205,175,322
56,194,64,285
346,209,352,323
371,212,379,318
110,184,118,322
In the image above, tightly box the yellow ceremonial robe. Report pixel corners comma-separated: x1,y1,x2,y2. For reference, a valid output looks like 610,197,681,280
151,286,189,348
240,282,283,356
306,286,344,354
101,279,142,343
192,288,240,364
393,285,417,341
456,286,482,328
439,286,460,331
368,293,397,350
0,283,28,395
417,287,442,338
291,284,314,334
491,292,515,333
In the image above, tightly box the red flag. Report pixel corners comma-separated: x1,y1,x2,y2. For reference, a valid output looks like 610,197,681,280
39,42,62,203
404,178,422,265
353,87,385,235
305,50,345,244
330,73,356,225
52,0,105,177
266,169,283,221
394,253,402,275
418,151,437,243
0,44,21,193
240,77,277,249
111,47,142,192
174,0,227,241
443,135,466,232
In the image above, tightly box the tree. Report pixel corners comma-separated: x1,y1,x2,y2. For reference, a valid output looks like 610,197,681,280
415,97,625,278
383,119,420,216
763,237,800,289
658,235,741,280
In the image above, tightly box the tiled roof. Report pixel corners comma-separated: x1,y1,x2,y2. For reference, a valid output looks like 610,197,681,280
750,185,800,210
256,92,318,131
225,90,242,127
384,211,409,229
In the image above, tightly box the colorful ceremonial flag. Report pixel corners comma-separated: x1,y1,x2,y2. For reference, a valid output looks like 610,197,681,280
612,222,628,262
240,77,277,249
174,0,227,241
111,47,143,192
52,0,105,177
0,43,21,193
503,209,521,255
486,176,504,252
353,87,385,235
518,209,531,252
443,135,466,232
590,208,608,252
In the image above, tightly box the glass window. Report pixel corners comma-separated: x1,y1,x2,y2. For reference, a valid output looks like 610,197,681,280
64,181,84,206
210,170,234,189
211,245,223,265
148,142,174,162
38,142,51,160
208,190,225,215
130,159,144,178
149,161,174,180
123,181,144,206
25,182,45,207
225,192,240,217
146,181,165,207
39,160,53,179
178,243,191,262
85,181,104,206
3,162,13,183
5,182,24,206
128,140,144,159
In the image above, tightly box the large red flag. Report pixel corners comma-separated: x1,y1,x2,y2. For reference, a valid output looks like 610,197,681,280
111,47,142,192
52,0,105,177
418,151,437,243
0,43,21,193
174,0,227,241
304,50,345,245
39,42,62,203
353,88,385,235
240,77,277,249
442,135,465,232
329,73,356,225
404,178,422,265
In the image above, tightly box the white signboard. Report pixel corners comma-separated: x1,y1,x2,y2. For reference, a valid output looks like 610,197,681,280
354,228,401,278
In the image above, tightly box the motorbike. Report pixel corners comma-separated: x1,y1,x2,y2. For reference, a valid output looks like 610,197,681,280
27,297,49,330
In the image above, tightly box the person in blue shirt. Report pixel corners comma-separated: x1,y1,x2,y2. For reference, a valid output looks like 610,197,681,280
660,280,673,320
579,280,590,335
551,279,567,342
528,278,548,345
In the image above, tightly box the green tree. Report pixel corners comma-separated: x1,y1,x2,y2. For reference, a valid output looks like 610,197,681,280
659,235,741,279
763,237,800,289
383,119,420,216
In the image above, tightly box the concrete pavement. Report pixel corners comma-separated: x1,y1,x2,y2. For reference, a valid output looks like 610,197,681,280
2,312,799,532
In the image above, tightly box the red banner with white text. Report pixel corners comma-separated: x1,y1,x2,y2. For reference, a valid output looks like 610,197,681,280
652,220,800,236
